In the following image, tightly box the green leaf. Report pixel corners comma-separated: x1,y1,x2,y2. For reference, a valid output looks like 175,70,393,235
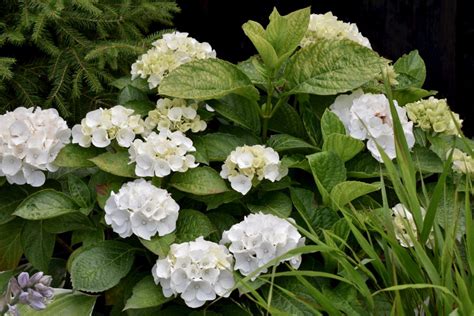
96,182,122,210
67,174,92,208
321,109,346,141
330,181,381,208
0,219,23,270
159,59,259,101
237,57,266,86
124,276,172,310
0,186,28,225
170,167,229,195
323,134,365,162
14,189,79,220
189,191,241,210
72,228,105,247
70,241,135,292
198,132,255,162
90,151,136,178
118,85,148,105
190,136,209,164
242,21,279,69
18,290,97,316
346,152,384,178
247,192,292,218
393,50,426,88
392,87,436,106
269,102,307,138
285,39,385,95
175,209,216,243
21,221,55,271
267,134,318,153
124,100,156,117
0,270,14,293
208,94,261,133
307,151,346,193
139,233,176,257
300,100,323,147
111,77,149,91
412,146,444,174
43,213,95,233
54,144,103,168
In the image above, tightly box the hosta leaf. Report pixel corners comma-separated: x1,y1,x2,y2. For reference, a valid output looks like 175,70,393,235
159,59,259,101
170,167,229,195
89,151,136,178
323,134,365,162
54,144,103,168
175,209,216,243
247,192,292,218
70,241,135,292
14,189,79,220
330,181,381,208
21,221,55,271
124,276,171,310
208,94,261,133
285,39,385,95
0,219,23,270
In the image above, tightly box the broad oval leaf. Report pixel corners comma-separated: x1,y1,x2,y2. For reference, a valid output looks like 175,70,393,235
14,189,79,220
267,134,318,153
321,109,346,141
89,151,136,178
323,134,365,162
21,221,55,271
247,192,293,218
159,59,259,101
0,186,28,224
307,151,346,193
330,181,381,208
124,276,171,310
70,241,135,292
175,209,216,243
269,102,307,138
170,166,229,195
0,219,23,270
393,50,426,89
285,39,385,95
139,233,176,257
198,132,256,162
208,94,261,133
54,144,103,168
18,290,97,316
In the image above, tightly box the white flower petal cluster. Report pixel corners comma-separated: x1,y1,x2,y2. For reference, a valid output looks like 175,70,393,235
221,213,305,280
131,32,216,89
152,236,235,308
72,105,146,148
392,203,433,248
0,107,70,187
301,12,371,49
406,97,463,136
330,90,415,162
220,145,288,195
129,128,198,177
104,179,179,240
449,148,474,176
145,98,207,134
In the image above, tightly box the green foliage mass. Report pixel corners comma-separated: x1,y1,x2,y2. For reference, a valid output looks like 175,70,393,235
0,0,179,120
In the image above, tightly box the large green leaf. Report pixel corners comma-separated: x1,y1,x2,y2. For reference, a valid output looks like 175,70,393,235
43,213,95,234
14,189,79,220
330,181,381,208
307,151,346,193
159,59,259,101
124,276,172,310
170,167,229,195
269,102,307,138
139,233,176,257
285,39,385,95
242,21,279,69
118,85,148,105
189,191,241,211
208,94,261,133
0,270,14,293
67,174,92,208
392,87,436,106
124,100,156,117
18,290,97,316
237,57,267,86
0,219,23,270
267,134,318,153
89,151,136,178
323,134,365,162
175,209,216,243
320,109,346,141
21,221,55,271
198,132,255,162
247,192,293,218
70,241,135,293
393,50,426,89
54,144,103,168
0,186,28,224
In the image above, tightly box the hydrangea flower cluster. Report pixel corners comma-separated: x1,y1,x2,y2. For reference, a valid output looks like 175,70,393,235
0,272,54,314
221,213,305,280
220,145,288,195
152,236,235,308
145,98,207,133
405,97,463,136
330,90,415,162
0,107,71,187
72,105,146,148
449,149,474,176
131,32,216,89
104,179,180,240
301,12,371,48
129,128,198,177
391,203,433,248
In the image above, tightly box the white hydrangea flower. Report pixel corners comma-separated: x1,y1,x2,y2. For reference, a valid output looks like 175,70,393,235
104,179,179,240
449,148,474,176
220,145,288,195
301,12,371,48
129,128,198,178
72,105,146,148
330,91,415,162
392,203,433,248
152,236,235,308
0,107,71,187
221,213,305,280
145,98,207,134
131,32,216,89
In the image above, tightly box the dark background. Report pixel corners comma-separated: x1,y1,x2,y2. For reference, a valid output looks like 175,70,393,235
174,0,473,136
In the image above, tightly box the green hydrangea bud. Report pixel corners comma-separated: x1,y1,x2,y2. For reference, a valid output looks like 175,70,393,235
405,97,462,136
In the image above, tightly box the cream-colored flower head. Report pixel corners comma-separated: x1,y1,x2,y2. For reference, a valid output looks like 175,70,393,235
391,203,434,248
301,12,371,48
406,97,462,136
449,148,474,176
